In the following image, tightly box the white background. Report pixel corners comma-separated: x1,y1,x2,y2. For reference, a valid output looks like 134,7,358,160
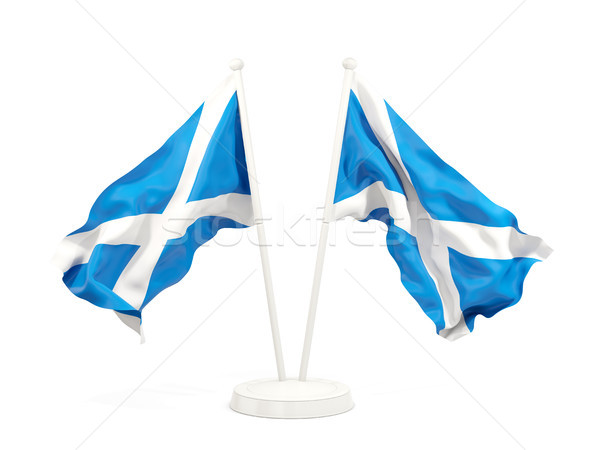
1,1,599,449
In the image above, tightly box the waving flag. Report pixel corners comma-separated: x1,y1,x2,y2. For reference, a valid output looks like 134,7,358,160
53,74,254,339
330,73,552,340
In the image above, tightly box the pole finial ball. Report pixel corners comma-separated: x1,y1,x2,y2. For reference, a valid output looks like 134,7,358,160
229,59,244,71
342,58,357,70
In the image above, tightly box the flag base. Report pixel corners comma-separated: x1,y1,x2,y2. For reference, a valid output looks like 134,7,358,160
230,378,353,418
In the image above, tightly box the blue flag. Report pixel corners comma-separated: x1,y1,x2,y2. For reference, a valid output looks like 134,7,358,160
331,74,552,340
53,75,253,338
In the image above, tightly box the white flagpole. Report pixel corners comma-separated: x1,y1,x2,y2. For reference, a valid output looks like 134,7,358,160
230,59,286,381
299,58,357,381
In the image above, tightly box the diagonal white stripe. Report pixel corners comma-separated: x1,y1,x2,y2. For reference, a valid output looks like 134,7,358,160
333,184,550,261
330,181,411,233
438,220,552,260
53,192,253,277
53,214,156,273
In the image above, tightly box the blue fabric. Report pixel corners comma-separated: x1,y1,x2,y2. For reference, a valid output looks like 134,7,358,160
187,93,251,202
335,91,546,337
63,244,141,317
334,91,405,204
60,93,254,329
385,102,520,229
448,248,539,332
360,209,445,333
141,216,248,309
72,105,204,235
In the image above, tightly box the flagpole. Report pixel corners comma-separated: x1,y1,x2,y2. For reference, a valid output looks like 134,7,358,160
299,58,357,381
229,59,353,418
230,59,286,381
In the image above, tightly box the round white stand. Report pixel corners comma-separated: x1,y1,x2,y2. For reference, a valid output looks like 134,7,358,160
230,378,353,418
